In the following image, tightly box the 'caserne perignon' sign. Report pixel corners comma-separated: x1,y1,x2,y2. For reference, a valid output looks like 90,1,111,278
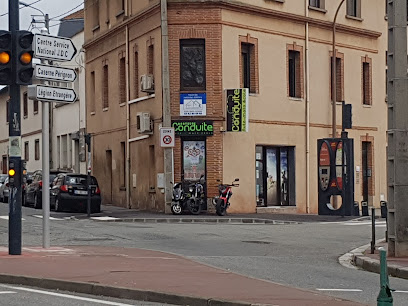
172,120,214,136
226,88,249,132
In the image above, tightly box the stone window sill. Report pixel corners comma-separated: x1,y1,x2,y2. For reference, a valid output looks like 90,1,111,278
90,111,96,116
102,108,109,112
308,6,326,13
92,25,100,32
346,15,363,22
116,10,125,18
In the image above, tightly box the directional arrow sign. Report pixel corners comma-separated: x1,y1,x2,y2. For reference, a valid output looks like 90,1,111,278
34,33,77,62
28,85,77,103
34,64,77,82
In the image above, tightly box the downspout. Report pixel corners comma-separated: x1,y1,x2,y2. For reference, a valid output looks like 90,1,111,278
125,24,130,208
305,0,310,214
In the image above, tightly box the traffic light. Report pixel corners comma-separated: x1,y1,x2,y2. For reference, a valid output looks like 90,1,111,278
0,30,12,85
15,30,34,85
8,160,16,187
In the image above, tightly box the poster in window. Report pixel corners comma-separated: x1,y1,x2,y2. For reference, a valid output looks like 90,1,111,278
183,141,205,181
266,148,277,205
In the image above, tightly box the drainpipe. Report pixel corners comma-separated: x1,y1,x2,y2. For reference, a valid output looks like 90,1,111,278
125,24,130,208
161,0,172,213
305,0,310,214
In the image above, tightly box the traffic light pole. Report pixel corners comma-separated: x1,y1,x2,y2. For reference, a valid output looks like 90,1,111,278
8,0,22,255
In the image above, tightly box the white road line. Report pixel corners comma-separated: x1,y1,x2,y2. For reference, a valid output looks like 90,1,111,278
91,216,119,221
316,288,362,292
0,216,25,221
32,215,64,221
395,290,408,294
0,291,16,294
0,284,137,306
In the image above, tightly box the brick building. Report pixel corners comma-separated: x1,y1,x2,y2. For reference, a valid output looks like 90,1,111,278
84,0,387,214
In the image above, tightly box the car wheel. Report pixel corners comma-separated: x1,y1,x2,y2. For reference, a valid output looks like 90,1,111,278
34,193,41,209
55,198,63,212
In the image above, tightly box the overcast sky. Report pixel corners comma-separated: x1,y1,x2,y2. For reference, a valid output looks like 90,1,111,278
0,0,84,35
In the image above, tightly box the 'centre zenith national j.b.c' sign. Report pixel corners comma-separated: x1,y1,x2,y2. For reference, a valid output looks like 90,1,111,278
34,33,77,62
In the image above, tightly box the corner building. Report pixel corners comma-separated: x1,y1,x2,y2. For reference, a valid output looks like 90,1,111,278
84,0,387,213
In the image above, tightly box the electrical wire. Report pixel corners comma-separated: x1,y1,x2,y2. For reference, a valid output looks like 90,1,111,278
0,0,42,18
50,2,84,20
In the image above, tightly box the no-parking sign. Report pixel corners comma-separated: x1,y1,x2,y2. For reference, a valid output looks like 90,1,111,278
160,128,175,147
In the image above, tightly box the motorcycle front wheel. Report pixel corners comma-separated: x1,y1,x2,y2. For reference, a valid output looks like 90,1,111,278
215,198,227,216
171,202,183,215
188,198,202,215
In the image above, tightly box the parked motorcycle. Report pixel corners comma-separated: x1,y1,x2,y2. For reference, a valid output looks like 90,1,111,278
213,178,239,216
171,182,185,215
186,175,205,215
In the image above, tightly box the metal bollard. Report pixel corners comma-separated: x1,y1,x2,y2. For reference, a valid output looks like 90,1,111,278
371,208,375,254
362,201,369,216
377,248,393,305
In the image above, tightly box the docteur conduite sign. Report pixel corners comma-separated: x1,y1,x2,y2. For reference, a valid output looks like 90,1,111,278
226,88,249,132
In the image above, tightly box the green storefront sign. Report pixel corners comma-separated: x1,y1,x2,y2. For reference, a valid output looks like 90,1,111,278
226,88,249,132
172,120,214,136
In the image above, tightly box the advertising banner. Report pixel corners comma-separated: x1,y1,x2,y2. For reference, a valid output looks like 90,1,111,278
226,88,249,132
172,120,214,136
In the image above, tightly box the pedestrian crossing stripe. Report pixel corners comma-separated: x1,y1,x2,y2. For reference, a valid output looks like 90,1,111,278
91,216,119,221
32,215,65,221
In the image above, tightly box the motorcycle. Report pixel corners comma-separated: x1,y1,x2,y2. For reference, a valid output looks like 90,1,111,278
186,175,205,215
213,178,239,216
171,182,185,215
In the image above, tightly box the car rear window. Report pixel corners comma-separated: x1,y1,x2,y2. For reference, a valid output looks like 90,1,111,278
65,176,98,186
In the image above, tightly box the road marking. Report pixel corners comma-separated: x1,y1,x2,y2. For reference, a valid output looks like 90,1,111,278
395,290,408,294
0,216,25,221
32,215,65,221
0,291,16,294
91,216,119,221
317,288,362,292
0,284,137,306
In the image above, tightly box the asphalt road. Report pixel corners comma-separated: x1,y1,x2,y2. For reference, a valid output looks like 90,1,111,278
0,283,175,306
0,204,407,306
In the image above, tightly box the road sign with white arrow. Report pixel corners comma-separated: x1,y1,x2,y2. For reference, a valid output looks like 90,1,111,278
28,85,77,103
34,64,77,82
34,33,77,62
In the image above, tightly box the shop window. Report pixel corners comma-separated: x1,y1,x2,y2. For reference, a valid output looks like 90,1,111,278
180,39,206,91
255,146,295,207
347,0,361,18
182,139,206,181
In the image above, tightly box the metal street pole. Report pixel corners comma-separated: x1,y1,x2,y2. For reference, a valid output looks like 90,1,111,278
41,15,50,249
8,0,22,255
331,0,345,138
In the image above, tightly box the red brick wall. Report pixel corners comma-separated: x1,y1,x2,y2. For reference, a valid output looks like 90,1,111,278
168,5,223,197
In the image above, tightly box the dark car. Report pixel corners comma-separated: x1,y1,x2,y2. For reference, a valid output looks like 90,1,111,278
50,173,101,213
25,170,70,209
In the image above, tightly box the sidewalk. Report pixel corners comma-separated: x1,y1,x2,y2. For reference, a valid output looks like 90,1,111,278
0,245,362,306
352,240,408,280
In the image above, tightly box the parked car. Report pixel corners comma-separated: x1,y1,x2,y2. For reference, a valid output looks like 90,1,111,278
50,173,101,213
0,174,7,188
25,170,70,209
0,177,9,203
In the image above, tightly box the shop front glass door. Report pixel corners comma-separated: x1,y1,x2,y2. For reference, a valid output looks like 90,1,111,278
183,140,206,181
280,148,289,205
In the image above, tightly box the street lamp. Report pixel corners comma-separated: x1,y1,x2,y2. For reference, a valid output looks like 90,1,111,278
332,0,345,138
19,1,49,31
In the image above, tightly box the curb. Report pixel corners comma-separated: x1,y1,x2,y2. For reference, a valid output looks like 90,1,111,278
0,274,254,306
92,217,300,225
351,242,408,280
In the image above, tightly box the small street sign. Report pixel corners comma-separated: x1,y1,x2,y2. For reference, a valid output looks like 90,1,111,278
28,84,77,103
34,34,77,62
160,127,175,148
34,64,77,82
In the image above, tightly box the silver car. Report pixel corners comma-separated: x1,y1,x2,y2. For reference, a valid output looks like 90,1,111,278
0,177,9,203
